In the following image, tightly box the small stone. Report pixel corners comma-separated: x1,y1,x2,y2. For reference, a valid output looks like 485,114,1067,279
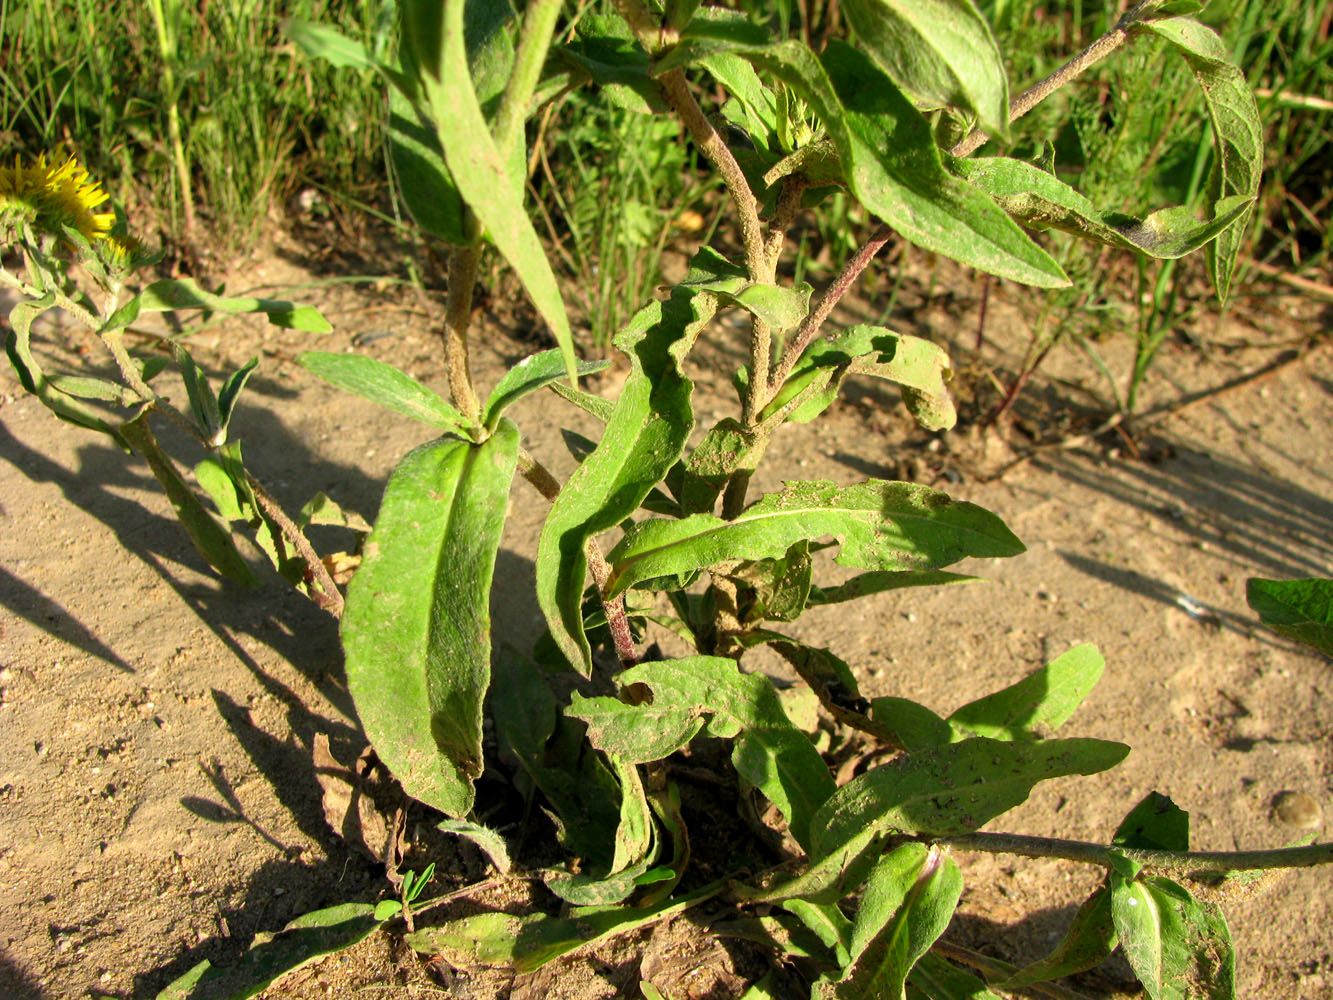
1271,790,1322,830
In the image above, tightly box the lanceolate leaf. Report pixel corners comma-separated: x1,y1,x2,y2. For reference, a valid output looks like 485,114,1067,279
569,656,836,850
999,887,1118,989
154,901,399,1000
298,351,470,433
762,325,957,429
849,843,931,958
4,294,128,444
822,849,963,999
134,278,332,332
341,421,519,817
556,13,667,114
438,818,513,874
195,442,300,583
954,158,1254,259
657,21,1067,287
681,248,814,332
909,954,1005,999
482,349,611,430
388,0,515,243
841,0,1009,135
389,87,467,244
120,414,261,589
605,480,1025,600
811,737,1130,859
174,344,222,443
1138,16,1262,303
810,570,978,606
544,755,657,906
947,642,1104,740
404,881,723,973
429,0,578,381
1245,577,1333,657
1109,873,1235,1000
536,291,716,673
1114,791,1190,852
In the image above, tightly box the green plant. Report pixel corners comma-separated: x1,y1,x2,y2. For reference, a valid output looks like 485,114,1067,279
977,0,1319,423
532,66,712,351
6,2,1329,999
0,0,390,250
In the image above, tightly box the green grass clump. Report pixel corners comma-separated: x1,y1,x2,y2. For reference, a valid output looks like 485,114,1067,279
1,0,390,252
977,0,1331,417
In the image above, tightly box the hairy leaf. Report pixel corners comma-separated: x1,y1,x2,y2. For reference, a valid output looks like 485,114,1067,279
784,899,853,965
768,641,883,738
659,22,1066,286
681,418,764,515
947,642,1104,740
387,0,514,242
438,818,513,874
870,697,955,751
405,882,722,973
682,248,814,332
724,541,814,624
569,656,836,850
536,291,715,673
298,352,468,432
1115,791,1190,852
1110,874,1235,1000
758,325,957,430
1139,16,1262,302
908,954,1004,999
810,570,978,606
483,349,611,430
1246,577,1333,657
155,901,398,1000
5,294,128,444
606,480,1024,599
174,344,223,443
999,886,1117,988
120,414,261,588
811,737,1130,857
545,755,656,906
388,88,466,244
217,356,259,436
557,13,666,114
849,843,930,958
841,0,1008,134
195,442,300,583
823,849,962,999
134,278,331,332
428,0,577,380
341,422,518,816
955,158,1253,259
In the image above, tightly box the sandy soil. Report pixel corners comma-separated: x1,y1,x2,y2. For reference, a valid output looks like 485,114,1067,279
1,240,1330,1000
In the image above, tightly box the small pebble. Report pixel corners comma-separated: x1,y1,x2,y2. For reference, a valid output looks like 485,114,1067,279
1271,790,1322,830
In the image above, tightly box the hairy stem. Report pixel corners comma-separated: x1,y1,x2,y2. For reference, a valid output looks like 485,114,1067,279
493,0,564,156
517,449,640,668
951,0,1156,158
932,831,1333,877
443,243,483,426
244,472,345,616
657,67,769,282
769,227,892,392
742,317,774,426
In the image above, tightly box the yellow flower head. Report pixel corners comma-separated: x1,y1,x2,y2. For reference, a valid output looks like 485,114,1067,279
0,154,116,242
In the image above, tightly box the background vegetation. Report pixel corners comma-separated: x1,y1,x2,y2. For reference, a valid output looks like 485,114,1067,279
2,0,1327,362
